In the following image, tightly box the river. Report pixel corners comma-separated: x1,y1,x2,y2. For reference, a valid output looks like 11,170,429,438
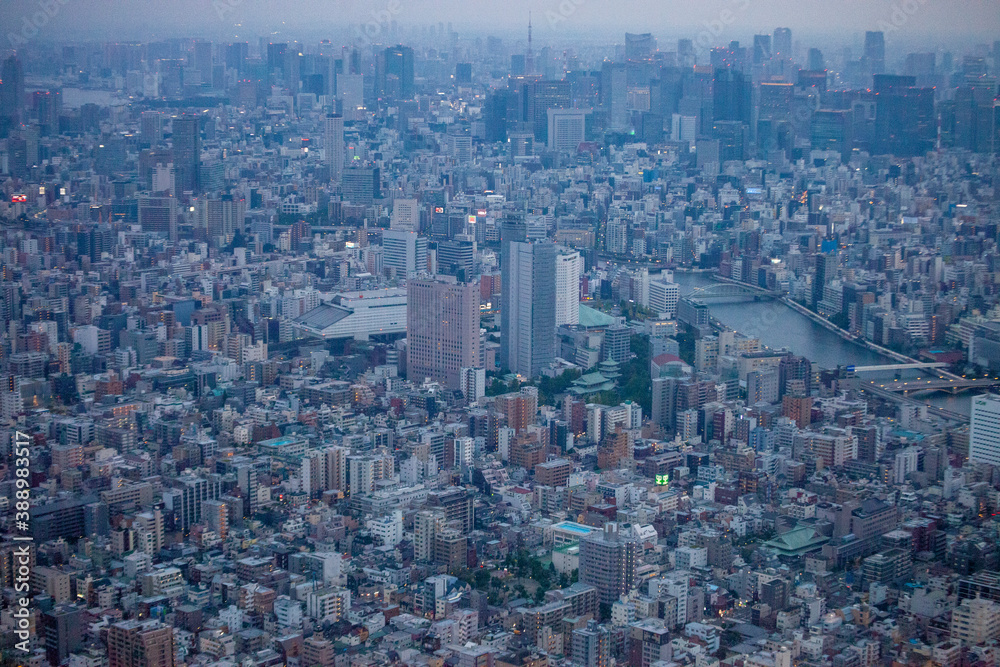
671,271,977,416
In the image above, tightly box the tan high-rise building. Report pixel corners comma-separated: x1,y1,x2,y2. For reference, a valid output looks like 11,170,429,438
302,637,335,667
414,510,445,562
407,276,481,390
952,597,1000,645
107,620,175,667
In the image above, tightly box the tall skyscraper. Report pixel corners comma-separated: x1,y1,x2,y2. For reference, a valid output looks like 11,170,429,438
325,113,344,183
407,277,481,389
753,34,772,63
772,28,792,58
554,249,583,326
872,74,935,157
484,89,509,143
601,62,628,131
171,115,201,193
107,620,175,667
864,31,886,75
580,523,639,605
140,111,164,146
713,67,751,123
625,32,656,61
0,56,25,127
812,253,837,310
501,240,556,378
378,45,415,100
808,48,825,71
971,394,1000,466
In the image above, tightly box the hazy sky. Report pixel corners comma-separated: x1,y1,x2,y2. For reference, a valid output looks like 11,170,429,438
2,0,998,45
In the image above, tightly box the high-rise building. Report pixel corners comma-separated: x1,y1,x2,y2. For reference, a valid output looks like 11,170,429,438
772,28,792,58
382,229,428,277
171,115,201,193
197,194,245,241
341,166,380,206
414,510,444,562
808,48,825,71
501,240,556,378
43,604,83,666
390,198,421,231
378,45,415,100
555,250,583,326
753,34,772,63
625,33,656,61
0,56,25,127
323,447,348,493
427,487,475,534
580,523,639,606
138,196,178,241
971,394,1000,466
812,253,836,310
872,74,935,157
436,239,475,280
484,88,509,143
747,369,779,405
162,475,221,533
713,67,751,123
572,620,611,667
951,597,1000,645
864,31,886,75
547,108,588,152
407,277,481,389
237,464,261,519
141,111,164,146
530,79,573,142
347,455,391,496
33,89,61,136
648,278,680,318
601,62,628,131
107,620,175,667
325,114,344,183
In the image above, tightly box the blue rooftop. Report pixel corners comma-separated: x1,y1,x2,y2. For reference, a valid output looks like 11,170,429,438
259,436,298,447
553,521,596,535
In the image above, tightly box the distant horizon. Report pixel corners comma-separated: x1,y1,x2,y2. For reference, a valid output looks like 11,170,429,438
2,0,997,52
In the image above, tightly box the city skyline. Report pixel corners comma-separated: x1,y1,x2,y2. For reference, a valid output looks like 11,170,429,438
2,0,999,44
1,4,1000,667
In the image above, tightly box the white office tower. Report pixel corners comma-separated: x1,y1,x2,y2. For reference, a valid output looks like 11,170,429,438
554,250,583,326
648,277,681,318
325,113,344,183
971,393,1000,465
390,198,421,231
460,367,486,402
382,229,428,277
547,108,588,152
671,114,697,146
